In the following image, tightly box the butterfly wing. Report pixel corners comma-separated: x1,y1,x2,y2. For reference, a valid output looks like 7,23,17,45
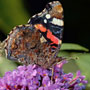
4,24,41,64
28,1,64,50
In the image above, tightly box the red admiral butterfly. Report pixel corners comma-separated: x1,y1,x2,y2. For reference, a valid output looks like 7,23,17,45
4,1,64,68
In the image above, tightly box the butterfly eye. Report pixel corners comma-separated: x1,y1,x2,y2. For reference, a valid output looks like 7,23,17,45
46,3,52,11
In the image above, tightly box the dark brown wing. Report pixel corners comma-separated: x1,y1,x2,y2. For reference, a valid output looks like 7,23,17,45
4,24,41,64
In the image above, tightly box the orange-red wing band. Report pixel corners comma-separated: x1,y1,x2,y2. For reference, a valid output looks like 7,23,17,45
35,24,59,45
47,30,59,45
34,24,46,32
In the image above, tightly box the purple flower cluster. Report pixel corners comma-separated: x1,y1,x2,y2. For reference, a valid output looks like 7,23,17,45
0,60,87,90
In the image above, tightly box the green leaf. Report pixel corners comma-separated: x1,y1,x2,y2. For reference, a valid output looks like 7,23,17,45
0,0,29,34
61,43,89,52
58,51,90,89
75,53,90,86
71,52,90,89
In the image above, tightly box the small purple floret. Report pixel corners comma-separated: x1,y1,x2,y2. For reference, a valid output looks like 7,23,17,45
0,60,87,90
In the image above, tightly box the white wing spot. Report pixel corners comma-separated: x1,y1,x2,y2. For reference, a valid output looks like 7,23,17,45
45,14,51,19
44,19,47,23
51,18,64,26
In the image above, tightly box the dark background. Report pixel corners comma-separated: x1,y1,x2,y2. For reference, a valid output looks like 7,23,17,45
0,0,90,50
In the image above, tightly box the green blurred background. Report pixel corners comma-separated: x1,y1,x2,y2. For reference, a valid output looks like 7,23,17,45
0,0,90,89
